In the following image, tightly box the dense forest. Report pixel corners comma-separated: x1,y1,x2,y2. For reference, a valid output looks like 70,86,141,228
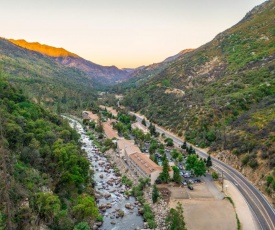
0,76,99,229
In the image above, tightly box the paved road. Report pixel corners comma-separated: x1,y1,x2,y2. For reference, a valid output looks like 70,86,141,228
131,112,275,230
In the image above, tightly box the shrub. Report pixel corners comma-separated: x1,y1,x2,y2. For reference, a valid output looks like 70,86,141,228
212,171,219,180
248,159,258,169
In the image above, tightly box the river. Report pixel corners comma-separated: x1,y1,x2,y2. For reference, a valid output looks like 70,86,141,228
66,117,144,230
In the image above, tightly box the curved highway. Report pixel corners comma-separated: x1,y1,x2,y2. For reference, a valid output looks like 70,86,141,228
131,112,275,230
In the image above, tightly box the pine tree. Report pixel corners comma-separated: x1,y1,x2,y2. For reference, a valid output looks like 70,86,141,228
166,202,186,230
206,155,212,167
152,184,159,203
173,167,181,184
160,159,170,183
181,141,187,149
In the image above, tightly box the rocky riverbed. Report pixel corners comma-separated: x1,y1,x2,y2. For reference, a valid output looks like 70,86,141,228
66,117,144,230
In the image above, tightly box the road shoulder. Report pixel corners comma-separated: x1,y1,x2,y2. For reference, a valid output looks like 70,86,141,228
224,180,259,230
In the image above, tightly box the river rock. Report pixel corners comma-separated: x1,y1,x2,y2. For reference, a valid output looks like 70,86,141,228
100,174,104,178
107,181,113,186
95,221,103,227
125,203,131,209
138,208,144,215
104,193,111,198
143,222,148,229
111,221,116,225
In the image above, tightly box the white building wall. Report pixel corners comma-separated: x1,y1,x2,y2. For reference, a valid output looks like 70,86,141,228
150,170,161,185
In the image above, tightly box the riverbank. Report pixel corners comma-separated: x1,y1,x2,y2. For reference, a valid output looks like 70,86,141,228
66,117,144,230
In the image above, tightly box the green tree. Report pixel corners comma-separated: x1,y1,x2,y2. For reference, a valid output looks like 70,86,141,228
178,154,183,163
188,146,195,154
166,202,186,230
181,141,187,150
171,149,179,159
172,166,181,184
149,123,156,136
212,171,219,180
186,155,206,177
194,160,206,177
165,138,174,147
103,138,115,149
150,154,158,164
147,219,158,229
73,195,99,221
74,222,90,230
160,159,170,183
185,155,198,171
266,175,273,187
152,184,160,203
206,155,212,167
33,192,61,223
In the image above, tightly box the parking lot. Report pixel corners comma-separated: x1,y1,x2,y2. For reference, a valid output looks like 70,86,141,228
160,176,236,230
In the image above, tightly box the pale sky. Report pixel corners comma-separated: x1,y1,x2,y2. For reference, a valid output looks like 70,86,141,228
0,0,266,68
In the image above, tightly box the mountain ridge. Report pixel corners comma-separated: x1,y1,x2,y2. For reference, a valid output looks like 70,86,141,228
9,39,80,58
8,38,130,84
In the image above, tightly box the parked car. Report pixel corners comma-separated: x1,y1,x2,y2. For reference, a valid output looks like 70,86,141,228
181,180,187,186
184,173,191,178
188,185,194,190
155,178,162,184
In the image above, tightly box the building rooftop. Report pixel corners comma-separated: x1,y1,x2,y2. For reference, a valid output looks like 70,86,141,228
102,121,119,139
130,152,162,175
125,145,141,156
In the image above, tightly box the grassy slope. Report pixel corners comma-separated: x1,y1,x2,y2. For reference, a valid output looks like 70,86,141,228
123,1,275,177
0,38,97,113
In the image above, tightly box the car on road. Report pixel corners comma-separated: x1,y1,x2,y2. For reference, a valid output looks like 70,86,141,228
188,185,193,190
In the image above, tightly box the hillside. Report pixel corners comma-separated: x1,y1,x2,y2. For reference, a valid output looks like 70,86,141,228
123,0,275,196
0,76,98,229
9,39,129,84
0,38,97,113
110,49,194,92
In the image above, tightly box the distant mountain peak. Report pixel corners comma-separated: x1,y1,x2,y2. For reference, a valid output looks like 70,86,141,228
9,39,79,58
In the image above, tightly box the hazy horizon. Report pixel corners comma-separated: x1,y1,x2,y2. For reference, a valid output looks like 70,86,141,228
1,0,266,68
